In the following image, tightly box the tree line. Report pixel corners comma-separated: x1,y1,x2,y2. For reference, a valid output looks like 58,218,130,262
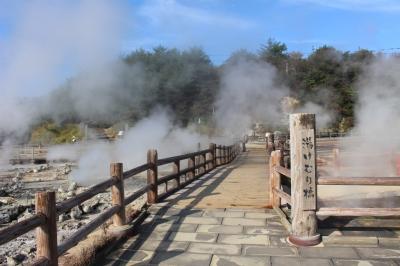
36,39,384,143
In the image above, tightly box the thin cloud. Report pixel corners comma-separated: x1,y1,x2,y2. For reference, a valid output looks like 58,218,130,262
139,0,255,30
283,0,400,12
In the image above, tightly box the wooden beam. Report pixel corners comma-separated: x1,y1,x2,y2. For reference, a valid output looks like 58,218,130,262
147,149,158,204
111,163,125,226
0,214,45,246
36,191,58,266
317,207,400,217
275,165,291,179
173,159,180,189
289,113,320,246
56,178,116,214
269,150,283,208
317,176,400,186
57,205,119,256
123,163,149,179
273,187,291,204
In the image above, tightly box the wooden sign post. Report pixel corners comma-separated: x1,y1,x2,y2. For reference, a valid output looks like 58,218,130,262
289,113,320,246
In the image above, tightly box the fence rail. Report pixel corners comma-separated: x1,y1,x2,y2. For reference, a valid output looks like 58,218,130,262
269,113,400,247
0,142,241,265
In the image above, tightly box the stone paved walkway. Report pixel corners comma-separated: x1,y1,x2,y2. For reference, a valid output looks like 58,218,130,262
102,145,400,266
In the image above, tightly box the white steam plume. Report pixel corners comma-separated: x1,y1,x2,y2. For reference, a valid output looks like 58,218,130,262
215,57,289,135
52,110,221,185
338,56,400,177
0,1,124,137
215,56,333,136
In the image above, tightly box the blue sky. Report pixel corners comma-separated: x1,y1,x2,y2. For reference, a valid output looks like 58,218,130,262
2,0,400,65
123,0,400,63
1,0,400,96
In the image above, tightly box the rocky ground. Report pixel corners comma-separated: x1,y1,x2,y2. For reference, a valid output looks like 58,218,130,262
0,162,147,265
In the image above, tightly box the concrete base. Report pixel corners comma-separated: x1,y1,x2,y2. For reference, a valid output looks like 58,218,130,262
288,234,321,246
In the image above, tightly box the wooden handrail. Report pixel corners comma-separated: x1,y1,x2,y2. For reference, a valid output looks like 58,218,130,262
123,163,149,179
317,176,400,186
57,205,120,256
317,207,400,217
0,214,45,246
275,165,291,179
124,185,150,206
157,149,211,166
272,187,291,205
0,141,240,264
56,178,117,214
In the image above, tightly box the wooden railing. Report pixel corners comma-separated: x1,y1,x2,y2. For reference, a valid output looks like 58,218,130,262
0,142,240,265
269,113,400,247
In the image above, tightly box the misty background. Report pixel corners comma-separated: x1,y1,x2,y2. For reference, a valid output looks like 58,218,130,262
1,1,400,183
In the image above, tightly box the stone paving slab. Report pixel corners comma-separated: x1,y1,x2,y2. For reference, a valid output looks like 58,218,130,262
140,230,172,241
356,248,400,259
332,259,398,266
196,224,243,234
122,239,189,252
323,236,379,247
271,256,332,266
222,217,266,226
101,147,400,265
378,237,400,248
142,222,198,232
218,234,269,245
180,216,222,225
150,251,212,266
244,226,289,236
210,254,270,266
269,236,291,247
243,246,297,256
107,249,154,264
168,232,218,243
298,247,359,259
188,242,242,255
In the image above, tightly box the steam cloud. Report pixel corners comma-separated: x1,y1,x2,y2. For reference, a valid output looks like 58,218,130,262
338,56,400,177
214,56,333,136
0,1,124,137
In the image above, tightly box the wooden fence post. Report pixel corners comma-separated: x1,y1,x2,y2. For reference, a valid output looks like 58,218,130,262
201,153,206,173
269,150,283,208
289,113,320,246
333,148,340,175
188,156,195,179
173,160,180,188
147,149,158,204
111,163,125,226
209,143,215,170
216,146,221,166
266,132,275,154
223,146,227,164
36,191,57,265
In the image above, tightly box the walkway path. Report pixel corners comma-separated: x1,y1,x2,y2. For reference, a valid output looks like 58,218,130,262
102,144,400,266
